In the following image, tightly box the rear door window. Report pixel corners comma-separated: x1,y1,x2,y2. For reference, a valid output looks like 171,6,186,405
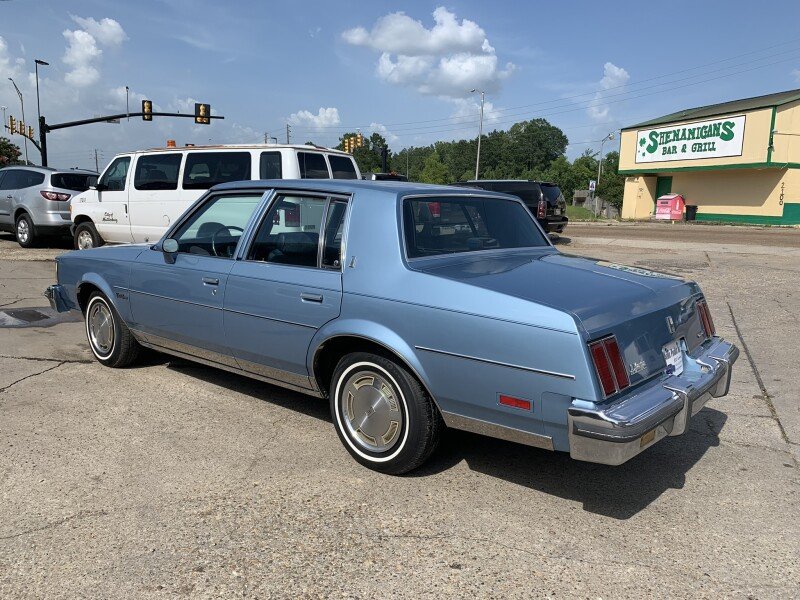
329,155,358,179
99,157,131,191
259,152,282,179
134,153,182,190
0,169,20,190
183,152,251,189
297,152,330,179
51,173,97,192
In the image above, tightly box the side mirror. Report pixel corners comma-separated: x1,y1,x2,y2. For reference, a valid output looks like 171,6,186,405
162,238,178,253
91,183,108,192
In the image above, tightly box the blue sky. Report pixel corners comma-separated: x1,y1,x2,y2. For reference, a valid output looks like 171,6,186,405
1,0,800,171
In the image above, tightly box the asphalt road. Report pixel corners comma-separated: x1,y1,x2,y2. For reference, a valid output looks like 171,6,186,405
0,227,798,598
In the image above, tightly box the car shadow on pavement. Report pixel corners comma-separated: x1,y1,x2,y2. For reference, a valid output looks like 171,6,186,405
549,234,571,246
141,356,726,520
0,232,73,248
415,408,727,520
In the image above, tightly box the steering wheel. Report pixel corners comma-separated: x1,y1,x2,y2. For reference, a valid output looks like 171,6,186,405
210,225,244,257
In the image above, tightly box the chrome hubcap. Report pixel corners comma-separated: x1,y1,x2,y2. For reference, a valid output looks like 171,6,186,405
77,230,94,250
88,301,114,356
17,220,29,243
341,370,403,453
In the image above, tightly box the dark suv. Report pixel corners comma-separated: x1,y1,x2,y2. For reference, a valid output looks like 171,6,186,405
453,180,568,233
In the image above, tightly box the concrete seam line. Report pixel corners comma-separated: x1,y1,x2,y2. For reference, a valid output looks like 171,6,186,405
0,361,65,395
0,354,92,364
726,302,795,455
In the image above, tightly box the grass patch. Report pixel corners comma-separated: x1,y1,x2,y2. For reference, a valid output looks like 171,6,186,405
566,204,599,220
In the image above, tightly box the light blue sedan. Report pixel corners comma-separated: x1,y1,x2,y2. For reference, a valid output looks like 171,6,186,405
46,180,739,474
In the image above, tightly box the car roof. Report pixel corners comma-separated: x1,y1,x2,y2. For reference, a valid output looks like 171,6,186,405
0,165,97,175
211,178,520,198
114,144,353,157
462,179,559,186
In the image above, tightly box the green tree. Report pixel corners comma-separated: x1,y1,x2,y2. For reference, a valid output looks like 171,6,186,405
0,137,21,166
597,151,624,210
419,151,450,184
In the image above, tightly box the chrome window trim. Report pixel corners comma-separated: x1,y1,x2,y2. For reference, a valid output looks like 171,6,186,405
415,345,576,380
397,191,554,266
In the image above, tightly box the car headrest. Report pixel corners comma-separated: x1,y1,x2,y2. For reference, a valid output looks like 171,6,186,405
277,232,318,255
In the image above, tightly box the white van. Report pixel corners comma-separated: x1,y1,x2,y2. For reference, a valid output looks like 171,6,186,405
70,144,361,249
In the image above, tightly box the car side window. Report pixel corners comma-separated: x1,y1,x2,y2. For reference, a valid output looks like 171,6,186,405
321,200,347,268
297,152,330,179
99,157,131,191
182,152,251,189
18,171,45,188
170,193,262,258
259,152,282,179
329,155,358,180
247,194,329,267
134,153,182,191
0,170,19,190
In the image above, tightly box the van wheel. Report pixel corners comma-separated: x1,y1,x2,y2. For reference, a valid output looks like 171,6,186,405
15,213,36,248
330,352,441,475
85,292,140,367
74,222,103,250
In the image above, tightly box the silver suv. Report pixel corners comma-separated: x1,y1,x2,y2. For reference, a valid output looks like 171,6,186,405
0,166,97,247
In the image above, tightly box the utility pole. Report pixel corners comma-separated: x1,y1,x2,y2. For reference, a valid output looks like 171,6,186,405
470,89,485,180
286,124,291,144
264,132,268,144
594,132,615,217
93,149,99,173
125,86,130,121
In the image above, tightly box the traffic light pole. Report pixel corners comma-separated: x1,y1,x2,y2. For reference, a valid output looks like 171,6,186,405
37,111,224,168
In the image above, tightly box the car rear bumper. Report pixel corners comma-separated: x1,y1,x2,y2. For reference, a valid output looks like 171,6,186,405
567,337,739,465
543,216,568,233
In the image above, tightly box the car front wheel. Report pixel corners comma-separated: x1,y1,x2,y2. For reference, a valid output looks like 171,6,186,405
15,213,36,248
330,352,441,475
85,292,140,367
74,221,103,250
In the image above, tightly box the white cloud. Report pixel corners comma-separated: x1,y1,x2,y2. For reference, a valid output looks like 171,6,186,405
0,36,22,79
369,122,398,143
343,7,514,98
587,62,629,121
288,107,341,129
62,17,127,88
449,97,501,125
70,16,127,46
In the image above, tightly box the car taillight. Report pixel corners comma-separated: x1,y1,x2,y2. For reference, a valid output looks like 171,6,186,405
40,191,71,201
696,299,716,337
588,335,630,398
537,199,547,219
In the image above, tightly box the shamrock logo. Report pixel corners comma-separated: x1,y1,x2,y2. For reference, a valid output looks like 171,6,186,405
639,137,646,147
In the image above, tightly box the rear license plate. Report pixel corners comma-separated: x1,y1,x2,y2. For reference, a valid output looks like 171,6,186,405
553,208,561,215
662,341,683,376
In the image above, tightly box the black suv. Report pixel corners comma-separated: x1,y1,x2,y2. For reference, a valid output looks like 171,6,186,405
453,180,568,233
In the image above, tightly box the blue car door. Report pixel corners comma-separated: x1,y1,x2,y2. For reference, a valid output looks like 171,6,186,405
224,192,347,390
128,190,264,366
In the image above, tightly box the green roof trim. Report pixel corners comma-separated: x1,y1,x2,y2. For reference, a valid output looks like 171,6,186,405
622,88,800,131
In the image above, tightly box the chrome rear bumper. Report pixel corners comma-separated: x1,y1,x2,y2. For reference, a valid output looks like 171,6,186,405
568,337,739,465
44,284,71,313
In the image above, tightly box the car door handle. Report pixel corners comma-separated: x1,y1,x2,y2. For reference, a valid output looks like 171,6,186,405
5,195,12,199
300,292,323,303
202,277,219,286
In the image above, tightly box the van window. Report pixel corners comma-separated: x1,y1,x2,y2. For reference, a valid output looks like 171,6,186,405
99,157,130,191
297,152,330,179
134,153,182,190
51,173,97,192
259,152,282,179
329,155,358,179
183,152,251,189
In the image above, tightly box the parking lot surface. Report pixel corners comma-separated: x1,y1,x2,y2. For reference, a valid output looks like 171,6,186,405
0,228,798,598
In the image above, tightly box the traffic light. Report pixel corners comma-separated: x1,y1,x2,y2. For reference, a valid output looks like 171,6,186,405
8,116,16,135
27,125,34,139
356,132,363,147
194,103,210,125
142,99,153,121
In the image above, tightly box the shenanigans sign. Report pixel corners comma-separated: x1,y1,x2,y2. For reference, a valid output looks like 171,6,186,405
635,115,745,163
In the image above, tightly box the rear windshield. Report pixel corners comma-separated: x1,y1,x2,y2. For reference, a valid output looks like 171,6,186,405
51,173,98,192
541,184,564,203
183,152,251,189
403,196,549,258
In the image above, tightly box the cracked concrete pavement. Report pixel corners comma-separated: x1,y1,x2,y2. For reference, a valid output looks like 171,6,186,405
0,227,798,598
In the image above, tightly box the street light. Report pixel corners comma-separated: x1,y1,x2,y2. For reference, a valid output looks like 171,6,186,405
1,106,6,132
594,132,615,216
8,77,28,165
34,59,48,127
469,88,485,180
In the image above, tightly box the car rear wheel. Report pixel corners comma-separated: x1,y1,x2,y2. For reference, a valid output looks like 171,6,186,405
74,221,103,250
85,292,140,367
15,213,36,248
330,352,441,475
